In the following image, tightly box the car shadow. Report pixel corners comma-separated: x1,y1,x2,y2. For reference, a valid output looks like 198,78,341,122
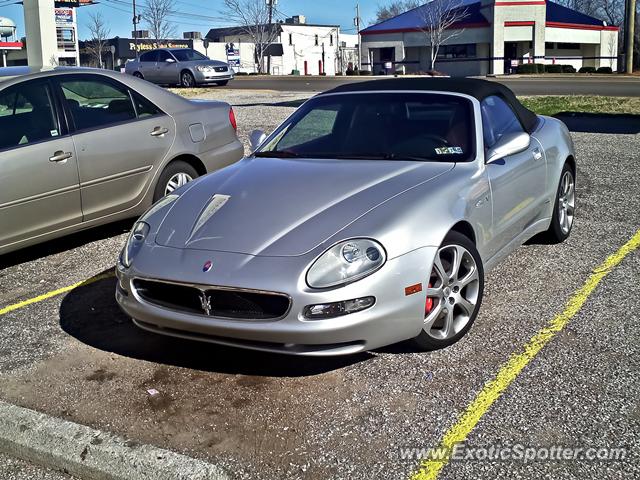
59,270,371,377
235,99,308,108
554,112,640,134
0,219,135,270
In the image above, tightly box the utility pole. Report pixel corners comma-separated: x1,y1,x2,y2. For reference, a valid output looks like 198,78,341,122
266,0,275,74
354,3,361,71
132,0,140,60
626,0,636,73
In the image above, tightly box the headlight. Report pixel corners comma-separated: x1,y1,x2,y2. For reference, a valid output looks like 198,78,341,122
195,65,211,72
307,239,386,289
120,221,150,268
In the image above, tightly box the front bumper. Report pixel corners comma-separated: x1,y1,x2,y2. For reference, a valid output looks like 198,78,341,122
193,71,234,84
116,245,436,356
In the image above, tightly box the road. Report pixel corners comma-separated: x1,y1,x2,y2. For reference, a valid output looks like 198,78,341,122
0,90,638,480
219,75,640,96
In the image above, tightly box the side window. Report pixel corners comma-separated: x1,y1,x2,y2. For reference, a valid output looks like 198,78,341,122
480,95,524,149
60,77,136,130
132,91,161,118
139,51,157,63
157,50,173,62
0,82,59,150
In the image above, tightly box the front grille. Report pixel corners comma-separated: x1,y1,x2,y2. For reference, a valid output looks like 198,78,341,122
214,66,228,72
133,279,290,320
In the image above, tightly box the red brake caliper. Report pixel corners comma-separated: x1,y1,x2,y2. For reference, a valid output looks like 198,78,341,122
425,282,434,315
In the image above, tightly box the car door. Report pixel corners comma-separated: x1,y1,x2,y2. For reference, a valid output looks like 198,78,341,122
0,78,82,250
483,95,546,257
56,73,175,221
138,51,159,82
156,50,179,84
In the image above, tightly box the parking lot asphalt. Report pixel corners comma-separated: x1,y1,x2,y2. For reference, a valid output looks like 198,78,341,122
0,90,638,480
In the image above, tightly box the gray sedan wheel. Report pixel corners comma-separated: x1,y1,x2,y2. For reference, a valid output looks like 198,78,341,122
543,163,575,243
133,72,144,79
153,161,198,202
180,71,196,88
411,231,484,350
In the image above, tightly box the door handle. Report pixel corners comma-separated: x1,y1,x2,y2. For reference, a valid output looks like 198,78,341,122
49,151,72,163
150,127,169,137
532,148,543,160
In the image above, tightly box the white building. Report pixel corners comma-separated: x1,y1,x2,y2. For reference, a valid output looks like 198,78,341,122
361,0,619,76
206,16,358,75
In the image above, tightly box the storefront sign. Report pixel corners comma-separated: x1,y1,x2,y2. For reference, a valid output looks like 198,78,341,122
55,8,73,24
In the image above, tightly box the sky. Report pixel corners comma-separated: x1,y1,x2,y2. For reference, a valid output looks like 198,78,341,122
0,0,382,42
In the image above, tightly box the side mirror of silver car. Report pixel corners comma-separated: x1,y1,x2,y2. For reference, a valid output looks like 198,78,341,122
249,129,267,152
486,132,531,164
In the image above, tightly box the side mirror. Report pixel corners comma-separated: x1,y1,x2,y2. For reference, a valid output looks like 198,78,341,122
486,132,531,164
165,58,176,63
249,129,267,152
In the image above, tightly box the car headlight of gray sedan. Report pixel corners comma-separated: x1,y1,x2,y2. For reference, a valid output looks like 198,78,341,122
115,77,576,357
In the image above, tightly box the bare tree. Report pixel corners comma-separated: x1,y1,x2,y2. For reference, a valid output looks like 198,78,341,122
143,0,177,40
374,0,422,24
419,0,469,70
86,12,111,68
221,0,281,73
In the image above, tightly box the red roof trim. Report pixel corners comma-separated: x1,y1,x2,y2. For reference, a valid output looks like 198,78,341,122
546,21,619,31
360,22,490,35
0,42,23,49
504,21,535,26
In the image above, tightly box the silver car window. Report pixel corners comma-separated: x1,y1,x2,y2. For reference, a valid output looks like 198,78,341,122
0,81,59,150
157,50,174,62
139,51,158,63
60,77,137,131
480,95,525,149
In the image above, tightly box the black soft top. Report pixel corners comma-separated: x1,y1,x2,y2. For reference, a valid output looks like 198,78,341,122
322,77,539,134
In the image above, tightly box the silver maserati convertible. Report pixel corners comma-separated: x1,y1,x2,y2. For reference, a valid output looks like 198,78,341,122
116,78,576,356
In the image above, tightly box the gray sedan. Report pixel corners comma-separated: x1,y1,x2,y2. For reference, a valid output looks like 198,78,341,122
0,67,243,255
116,78,576,356
125,48,234,87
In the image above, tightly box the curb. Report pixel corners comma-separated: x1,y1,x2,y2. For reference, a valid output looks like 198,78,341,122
0,400,229,480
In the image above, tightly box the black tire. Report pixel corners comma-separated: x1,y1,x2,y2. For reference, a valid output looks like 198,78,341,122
215,80,229,86
180,70,196,88
153,161,199,202
542,163,575,244
411,231,484,351
133,72,144,79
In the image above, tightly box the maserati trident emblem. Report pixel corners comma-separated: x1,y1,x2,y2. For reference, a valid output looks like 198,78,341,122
199,292,212,316
202,260,213,272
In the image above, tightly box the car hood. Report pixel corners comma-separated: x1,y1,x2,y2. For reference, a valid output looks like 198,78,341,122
186,60,228,67
155,157,454,256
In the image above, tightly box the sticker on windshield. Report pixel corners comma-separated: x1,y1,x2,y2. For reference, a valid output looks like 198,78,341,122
435,147,463,155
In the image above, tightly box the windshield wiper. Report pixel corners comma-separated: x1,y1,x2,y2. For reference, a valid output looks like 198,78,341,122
254,150,301,158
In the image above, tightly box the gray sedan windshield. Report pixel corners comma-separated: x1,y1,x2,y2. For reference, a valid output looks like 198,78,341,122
257,92,475,162
172,49,208,61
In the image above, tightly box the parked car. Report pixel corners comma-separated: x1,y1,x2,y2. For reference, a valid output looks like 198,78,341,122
124,48,234,87
0,67,243,255
116,78,576,356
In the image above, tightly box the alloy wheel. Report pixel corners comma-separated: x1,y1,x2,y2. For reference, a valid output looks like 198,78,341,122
164,172,193,195
424,244,480,340
558,170,575,234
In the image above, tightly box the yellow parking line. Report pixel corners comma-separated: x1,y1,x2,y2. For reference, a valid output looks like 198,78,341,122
0,271,115,317
410,228,640,480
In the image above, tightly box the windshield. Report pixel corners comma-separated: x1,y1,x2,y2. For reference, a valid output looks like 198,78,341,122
172,49,208,62
256,92,475,162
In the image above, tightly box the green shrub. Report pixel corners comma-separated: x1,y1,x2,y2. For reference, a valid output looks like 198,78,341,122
596,66,613,74
235,71,248,76
535,63,546,73
562,64,576,73
516,63,536,74
345,68,356,76
358,70,372,76
394,69,404,76
579,66,596,73
546,64,563,73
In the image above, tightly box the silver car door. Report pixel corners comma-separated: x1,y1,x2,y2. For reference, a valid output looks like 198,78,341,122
482,95,546,257
156,50,179,84
58,74,175,220
0,78,82,250
139,50,159,82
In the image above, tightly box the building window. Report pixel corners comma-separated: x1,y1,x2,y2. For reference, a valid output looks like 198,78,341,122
557,42,580,50
289,33,293,45
545,42,555,50
56,27,76,52
330,34,333,46
315,34,319,46
436,44,476,59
